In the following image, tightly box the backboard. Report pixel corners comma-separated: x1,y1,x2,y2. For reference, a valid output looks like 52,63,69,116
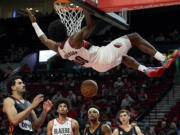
69,0,130,30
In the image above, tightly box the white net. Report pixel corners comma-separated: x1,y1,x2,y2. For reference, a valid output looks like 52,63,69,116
54,1,84,36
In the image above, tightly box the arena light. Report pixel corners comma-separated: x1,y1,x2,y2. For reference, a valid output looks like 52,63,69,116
39,50,56,63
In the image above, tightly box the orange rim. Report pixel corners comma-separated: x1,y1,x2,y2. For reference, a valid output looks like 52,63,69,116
54,7,83,11
54,0,83,11
55,0,70,3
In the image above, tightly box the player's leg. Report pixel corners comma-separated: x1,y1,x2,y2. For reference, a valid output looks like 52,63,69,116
121,55,165,78
127,32,165,61
105,36,164,77
127,32,179,68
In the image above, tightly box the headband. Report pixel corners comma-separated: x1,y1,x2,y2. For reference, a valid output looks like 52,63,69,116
88,107,99,114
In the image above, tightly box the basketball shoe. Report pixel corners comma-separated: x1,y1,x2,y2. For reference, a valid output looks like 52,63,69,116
144,67,165,78
161,49,179,68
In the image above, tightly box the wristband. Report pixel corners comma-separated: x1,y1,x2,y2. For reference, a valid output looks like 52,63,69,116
32,22,44,37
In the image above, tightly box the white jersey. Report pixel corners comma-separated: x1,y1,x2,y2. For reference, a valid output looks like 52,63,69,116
51,118,74,135
58,36,132,72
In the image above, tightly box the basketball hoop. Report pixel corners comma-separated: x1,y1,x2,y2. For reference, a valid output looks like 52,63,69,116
54,0,84,36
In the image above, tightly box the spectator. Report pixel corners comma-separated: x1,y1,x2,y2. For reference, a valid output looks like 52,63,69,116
79,104,86,119
155,32,165,42
64,78,72,88
145,126,156,135
67,90,77,107
172,116,180,129
149,126,156,135
68,78,75,88
121,94,135,108
122,78,132,89
21,64,30,73
141,55,148,65
138,89,148,102
101,84,108,96
131,86,138,101
51,91,63,103
76,95,83,107
39,127,47,135
167,122,179,135
47,87,56,98
4,66,12,78
129,107,138,119
114,77,124,89
158,120,168,135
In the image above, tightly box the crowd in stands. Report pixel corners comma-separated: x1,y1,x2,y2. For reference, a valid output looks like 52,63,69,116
0,57,176,135
144,116,180,135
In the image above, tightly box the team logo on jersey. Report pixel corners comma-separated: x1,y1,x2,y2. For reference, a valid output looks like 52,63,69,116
19,120,33,131
96,130,100,135
119,131,123,135
54,128,70,134
16,100,20,104
113,44,121,48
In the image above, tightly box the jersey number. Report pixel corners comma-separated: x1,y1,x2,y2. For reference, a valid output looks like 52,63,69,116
73,56,88,65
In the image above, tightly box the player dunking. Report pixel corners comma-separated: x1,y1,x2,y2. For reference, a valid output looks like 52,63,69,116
84,105,112,135
47,98,80,135
27,9,179,78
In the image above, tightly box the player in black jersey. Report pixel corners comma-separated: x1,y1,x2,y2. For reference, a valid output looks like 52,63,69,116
3,75,53,135
113,109,143,135
84,105,112,135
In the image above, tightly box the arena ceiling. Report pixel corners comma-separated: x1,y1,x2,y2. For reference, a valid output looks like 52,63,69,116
0,0,54,18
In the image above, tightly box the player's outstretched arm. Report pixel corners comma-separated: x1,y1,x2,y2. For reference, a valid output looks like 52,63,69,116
70,10,95,49
27,8,58,52
3,94,44,126
31,100,53,129
81,10,95,40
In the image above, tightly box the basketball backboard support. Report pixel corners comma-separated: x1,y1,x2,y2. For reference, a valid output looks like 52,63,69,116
98,0,180,12
69,0,130,30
